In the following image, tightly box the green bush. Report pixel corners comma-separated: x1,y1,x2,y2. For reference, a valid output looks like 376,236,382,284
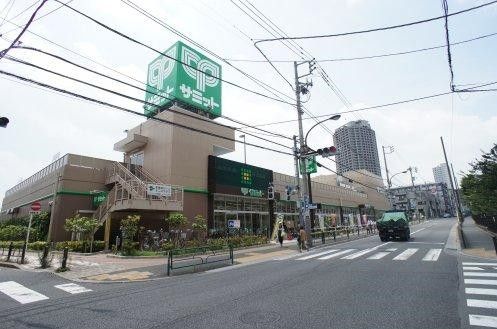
28,241,48,251
0,225,39,241
55,240,105,253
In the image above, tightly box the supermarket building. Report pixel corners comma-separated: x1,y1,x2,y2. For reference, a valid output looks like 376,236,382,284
0,41,389,246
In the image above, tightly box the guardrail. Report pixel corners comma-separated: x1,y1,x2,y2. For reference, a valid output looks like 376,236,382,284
166,245,234,276
309,225,377,245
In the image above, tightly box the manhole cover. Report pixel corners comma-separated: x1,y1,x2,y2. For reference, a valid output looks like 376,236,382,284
240,311,280,324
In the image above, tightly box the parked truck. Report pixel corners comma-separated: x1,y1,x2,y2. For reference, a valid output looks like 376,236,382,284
377,210,410,241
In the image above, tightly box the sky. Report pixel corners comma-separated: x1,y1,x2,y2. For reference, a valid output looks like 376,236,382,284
0,0,496,206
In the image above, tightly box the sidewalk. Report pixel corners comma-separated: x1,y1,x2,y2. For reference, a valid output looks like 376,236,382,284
1,223,426,282
461,217,497,259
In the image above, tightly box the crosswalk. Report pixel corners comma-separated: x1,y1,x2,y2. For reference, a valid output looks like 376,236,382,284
291,246,444,263
0,280,92,305
463,262,497,328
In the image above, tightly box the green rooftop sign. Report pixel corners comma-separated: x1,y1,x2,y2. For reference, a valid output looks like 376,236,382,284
144,41,222,118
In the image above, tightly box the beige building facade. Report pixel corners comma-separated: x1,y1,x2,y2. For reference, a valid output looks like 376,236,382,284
1,105,390,246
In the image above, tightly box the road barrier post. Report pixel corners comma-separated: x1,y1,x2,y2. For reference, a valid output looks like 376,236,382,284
321,231,325,244
7,242,13,261
61,247,69,269
20,242,27,264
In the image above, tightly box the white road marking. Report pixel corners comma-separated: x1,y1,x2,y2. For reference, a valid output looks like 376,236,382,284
464,267,485,271
469,314,497,328
319,249,356,260
386,248,398,252
465,279,497,286
296,249,338,260
54,283,92,294
466,288,497,296
0,281,49,304
367,252,391,260
463,262,497,266
393,248,418,261
341,242,391,260
464,272,497,278
411,227,428,235
467,299,497,310
422,249,442,261
406,242,444,245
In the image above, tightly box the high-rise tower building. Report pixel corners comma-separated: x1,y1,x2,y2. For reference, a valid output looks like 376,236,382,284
432,163,452,187
333,120,382,177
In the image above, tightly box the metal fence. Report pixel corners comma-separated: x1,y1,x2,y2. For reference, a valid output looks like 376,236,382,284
166,245,234,276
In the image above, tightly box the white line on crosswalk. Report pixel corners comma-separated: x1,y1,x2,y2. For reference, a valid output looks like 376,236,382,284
341,242,391,260
422,249,442,261
393,248,418,261
297,249,338,260
467,299,497,310
318,249,356,260
469,314,497,328
367,252,390,260
463,262,497,266
385,248,397,252
0,281,49,304
466,288,497,296
465,279,497,286
464,272,497,278
464,267,485,271
54,283,92,294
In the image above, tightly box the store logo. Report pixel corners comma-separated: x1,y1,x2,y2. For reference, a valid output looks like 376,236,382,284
148,46,177,90
181,47,220,92
241,188,263,198
241,168,252,185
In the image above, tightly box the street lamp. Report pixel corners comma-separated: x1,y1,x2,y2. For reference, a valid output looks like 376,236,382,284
303,114,341,242
388,170,408,209
239,134,246,164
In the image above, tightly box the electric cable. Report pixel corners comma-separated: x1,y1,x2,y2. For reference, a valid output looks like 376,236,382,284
5,54,294,150
9,45,293,141
0,0,46,60
53,0,294,106
0,68,295,156
119,0,295,104
254,0,497,43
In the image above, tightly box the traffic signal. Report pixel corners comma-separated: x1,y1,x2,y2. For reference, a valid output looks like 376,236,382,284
267,183,274,200
285,185,292,201
0,117,9,128
317,146,337,157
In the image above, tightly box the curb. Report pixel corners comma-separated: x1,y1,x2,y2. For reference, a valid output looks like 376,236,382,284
0,261,20,269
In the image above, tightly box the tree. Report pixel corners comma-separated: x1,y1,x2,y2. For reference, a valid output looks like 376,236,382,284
165,213,188,246
191,215,207,242
64,215,101,252
461,144,497,216
120,215,141,255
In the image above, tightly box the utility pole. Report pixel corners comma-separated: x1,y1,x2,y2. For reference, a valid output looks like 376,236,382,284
382,146,393,208
293,135,301,205
451,162,464,218
440,136,463,222
294,60,314,247
407,166,418,219
46,174,61,242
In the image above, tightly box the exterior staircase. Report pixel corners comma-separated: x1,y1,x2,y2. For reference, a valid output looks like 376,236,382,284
93,162,183,232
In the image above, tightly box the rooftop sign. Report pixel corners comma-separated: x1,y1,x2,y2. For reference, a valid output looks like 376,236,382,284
144,41,222,118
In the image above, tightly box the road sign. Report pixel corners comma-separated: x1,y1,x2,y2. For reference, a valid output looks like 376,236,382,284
30,201,41,212
29,210,41,214
301,155,317,174
227,220,240,228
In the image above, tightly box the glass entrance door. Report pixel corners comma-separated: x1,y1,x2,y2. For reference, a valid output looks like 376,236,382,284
226,213,238,235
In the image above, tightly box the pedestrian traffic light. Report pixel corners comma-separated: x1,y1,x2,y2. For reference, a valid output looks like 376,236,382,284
0,117,9,128
317,146,337,157
267,183,274,200
285,185,292,201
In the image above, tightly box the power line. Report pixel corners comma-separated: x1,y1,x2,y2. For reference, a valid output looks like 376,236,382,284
223,30,497,63
243,82,497,128
9,45,293,142
53,0,294,106
6,54,294,150
0,0,47,60
119,0,295,104
0,68,295,156
0,0,15,29
255,0,497,43
442,0,455,91
1,0,38,24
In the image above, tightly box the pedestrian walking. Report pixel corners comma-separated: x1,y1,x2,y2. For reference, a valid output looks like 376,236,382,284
277,223,285,247
298,225,307,252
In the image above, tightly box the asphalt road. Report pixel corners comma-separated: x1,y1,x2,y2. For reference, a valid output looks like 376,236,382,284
0,218,492,329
